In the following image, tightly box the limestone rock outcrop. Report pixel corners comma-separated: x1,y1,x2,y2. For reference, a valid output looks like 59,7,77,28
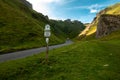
96,14,120,38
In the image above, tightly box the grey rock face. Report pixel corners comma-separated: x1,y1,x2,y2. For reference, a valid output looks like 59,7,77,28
96,14,120,38
21,0,32,9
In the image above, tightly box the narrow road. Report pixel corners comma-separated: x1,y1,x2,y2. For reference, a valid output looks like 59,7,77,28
0,41,73,62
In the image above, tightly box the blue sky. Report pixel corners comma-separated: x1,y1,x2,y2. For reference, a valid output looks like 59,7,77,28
27,0,120,23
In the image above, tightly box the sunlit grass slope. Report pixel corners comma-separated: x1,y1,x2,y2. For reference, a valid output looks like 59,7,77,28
0,30,120,80
106,3,120,14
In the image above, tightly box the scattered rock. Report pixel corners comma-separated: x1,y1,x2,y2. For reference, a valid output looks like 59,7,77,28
103,64,109,67
110,53,113,55
61,51,67,53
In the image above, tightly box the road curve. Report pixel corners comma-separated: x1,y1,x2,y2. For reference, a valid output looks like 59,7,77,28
0,41,73,62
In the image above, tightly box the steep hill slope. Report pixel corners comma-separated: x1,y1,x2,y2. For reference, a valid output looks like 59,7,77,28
0,0,63,53
0,0,84,54
78,3,120,40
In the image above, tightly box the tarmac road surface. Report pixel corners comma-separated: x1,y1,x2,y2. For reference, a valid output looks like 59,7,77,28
0,41,73,62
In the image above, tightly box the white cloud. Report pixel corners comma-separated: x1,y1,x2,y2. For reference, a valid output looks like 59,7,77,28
41,0,60,3
26,0,57,16
27,0,61,4
26,0,74,19
88,4,99,9
90,9,98,13
88,4,105,13
67,4,106,14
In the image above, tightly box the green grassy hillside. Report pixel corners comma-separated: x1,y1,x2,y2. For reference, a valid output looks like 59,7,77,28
0,29,120,80
0,0,85,54
0,0,64,54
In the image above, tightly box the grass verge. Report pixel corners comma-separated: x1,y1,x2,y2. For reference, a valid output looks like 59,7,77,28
0,38,120,80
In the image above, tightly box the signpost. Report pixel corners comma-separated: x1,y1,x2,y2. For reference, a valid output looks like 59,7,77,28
44,24,51,63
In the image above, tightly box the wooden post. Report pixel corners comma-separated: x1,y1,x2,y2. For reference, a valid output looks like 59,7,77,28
46,43,49,63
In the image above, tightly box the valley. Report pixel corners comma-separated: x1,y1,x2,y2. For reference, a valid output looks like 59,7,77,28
0,0,120,80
